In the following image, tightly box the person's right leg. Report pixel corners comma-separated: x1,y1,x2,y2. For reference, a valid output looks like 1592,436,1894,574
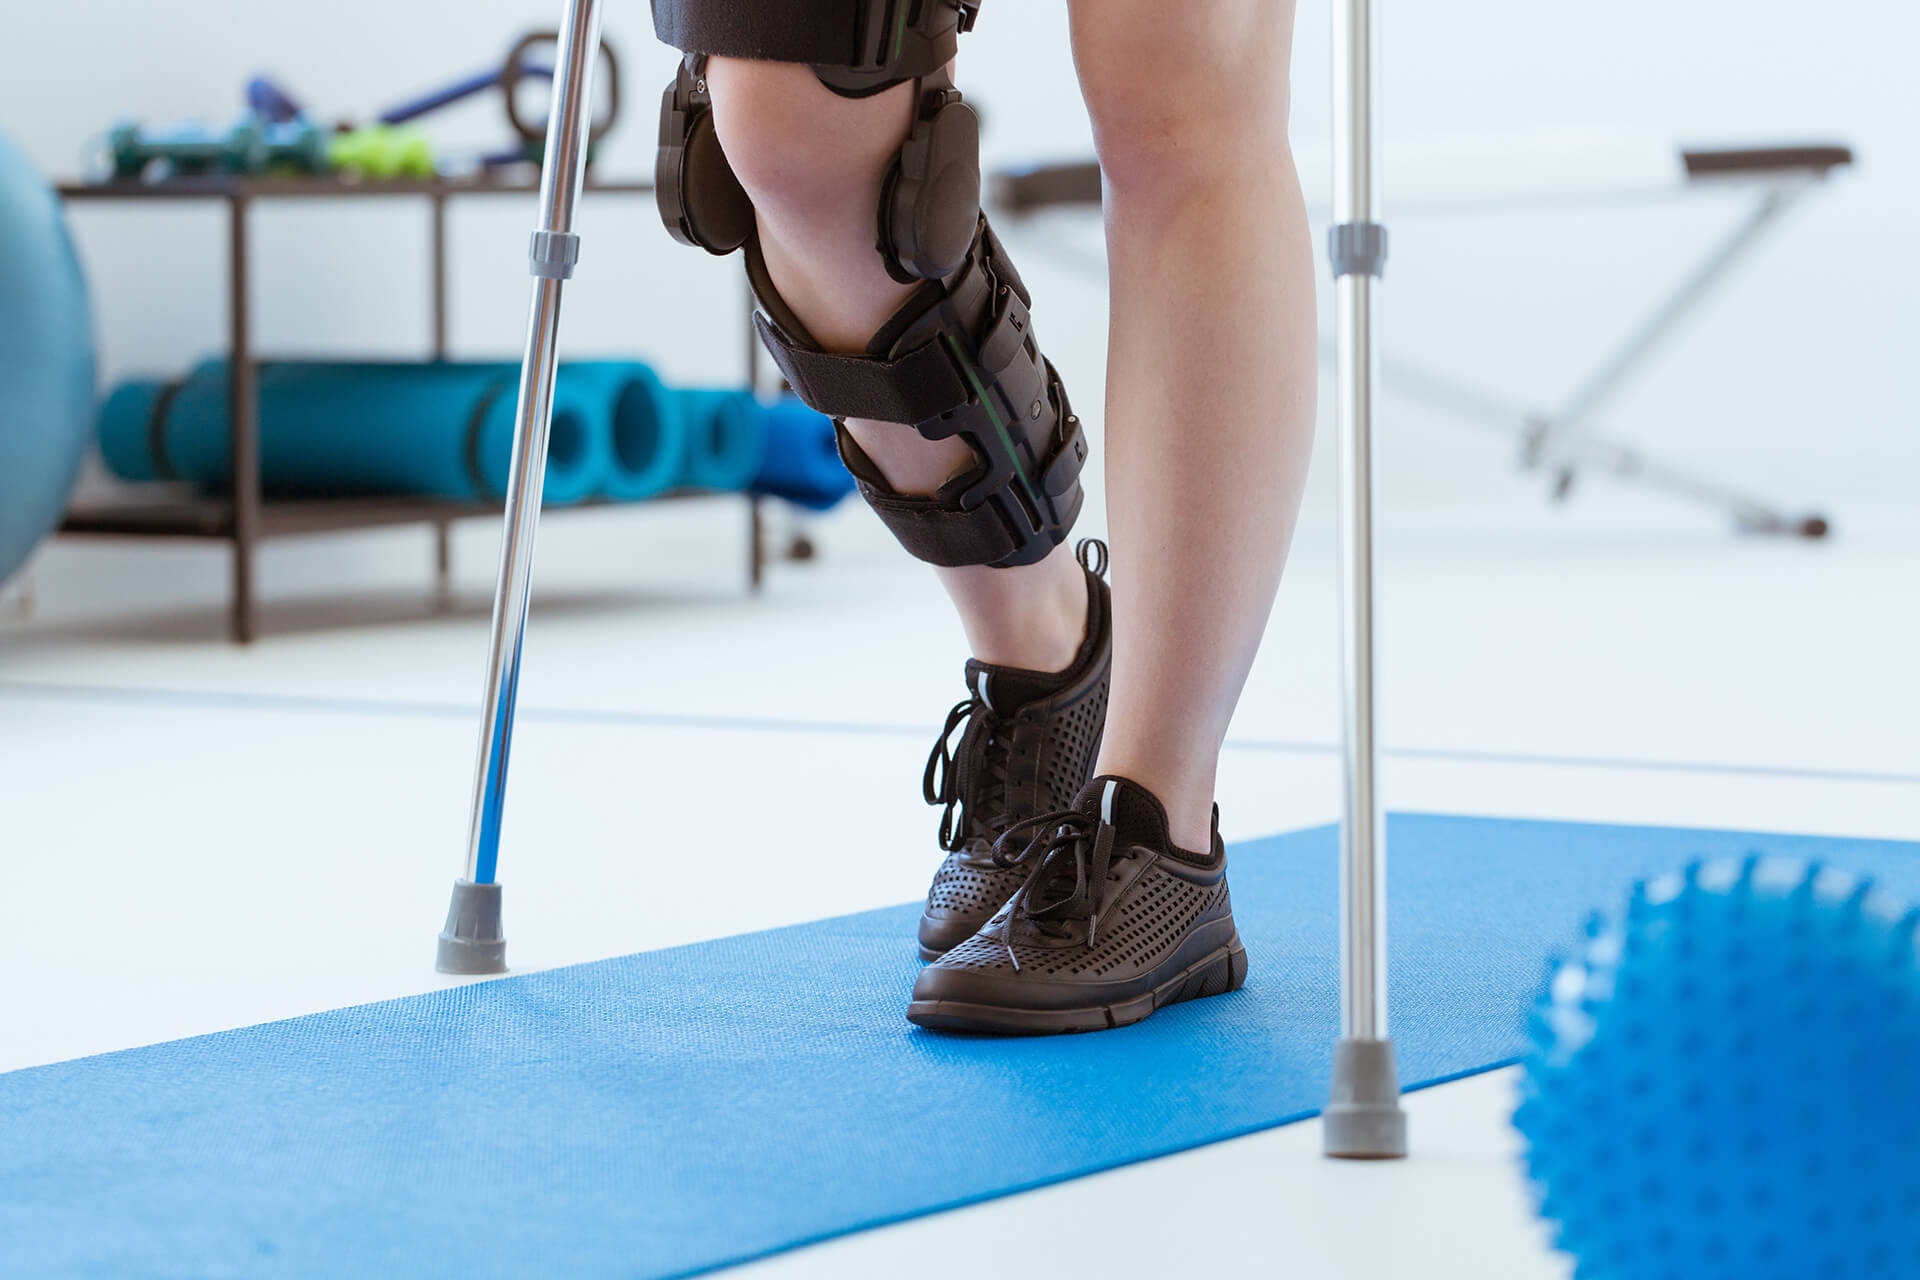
685,50,1109,954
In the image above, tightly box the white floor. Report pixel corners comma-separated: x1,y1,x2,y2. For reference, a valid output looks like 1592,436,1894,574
3,480,1916,1279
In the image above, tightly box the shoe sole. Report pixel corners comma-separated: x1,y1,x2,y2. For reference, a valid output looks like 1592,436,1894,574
905,936,1248,1035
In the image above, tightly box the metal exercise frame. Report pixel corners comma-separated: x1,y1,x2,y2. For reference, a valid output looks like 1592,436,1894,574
990,157,1843,541
437,0,606,974
1369,166,1830,537
1324,0,1409,1160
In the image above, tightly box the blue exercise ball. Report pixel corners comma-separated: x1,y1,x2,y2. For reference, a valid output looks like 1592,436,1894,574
1516,857,1920,1279
0,131,95,586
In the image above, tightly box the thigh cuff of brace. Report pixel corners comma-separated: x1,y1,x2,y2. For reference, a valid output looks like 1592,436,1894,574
652,0,972,88
652,0,857,63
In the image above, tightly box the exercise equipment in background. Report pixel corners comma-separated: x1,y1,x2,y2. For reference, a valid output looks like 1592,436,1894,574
0,131,95,587
243,78,438,177
743,395,856,511
328,126,436,180
1516,858,1920,1278
106,30,622,186
96,358,846,511
565,361,683,502
671,389,764,494
376,29,622,170
98,361,609,506
108,118,331,181
995,137,1848,540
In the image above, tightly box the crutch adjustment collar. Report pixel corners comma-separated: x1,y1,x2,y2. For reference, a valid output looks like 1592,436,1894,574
528,230,581,279
1328,220,1389,279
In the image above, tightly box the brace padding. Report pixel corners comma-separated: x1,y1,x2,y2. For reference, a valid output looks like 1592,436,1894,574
650,0,861,66
751,216,1086,569
651,0,972,92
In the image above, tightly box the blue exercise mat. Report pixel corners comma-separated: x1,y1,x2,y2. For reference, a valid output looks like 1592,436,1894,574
4,815,1916,1278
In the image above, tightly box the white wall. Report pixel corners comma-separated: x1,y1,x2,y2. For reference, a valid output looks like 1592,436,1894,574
2,0,1914,532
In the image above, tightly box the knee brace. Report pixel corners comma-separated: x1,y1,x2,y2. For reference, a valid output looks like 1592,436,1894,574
651,0,1087,569
653,0,976,98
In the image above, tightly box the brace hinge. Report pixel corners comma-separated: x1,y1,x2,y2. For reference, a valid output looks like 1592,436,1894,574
529,230,581,280
1328,221,1388,279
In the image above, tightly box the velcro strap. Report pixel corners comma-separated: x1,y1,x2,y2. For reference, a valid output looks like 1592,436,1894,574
755,312,971,425
858,484,1021,567
652,0,863,64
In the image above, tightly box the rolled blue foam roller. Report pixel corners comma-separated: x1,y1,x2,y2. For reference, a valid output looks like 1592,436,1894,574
1516,856,1920,1279
672,388,767,492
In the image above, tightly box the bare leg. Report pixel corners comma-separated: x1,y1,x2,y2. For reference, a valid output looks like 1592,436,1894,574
706,58,1087,672
1068,0,1316,851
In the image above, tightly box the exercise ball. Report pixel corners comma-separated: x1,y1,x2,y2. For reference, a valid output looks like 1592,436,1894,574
0,131,94,586
1516,857,1920,1279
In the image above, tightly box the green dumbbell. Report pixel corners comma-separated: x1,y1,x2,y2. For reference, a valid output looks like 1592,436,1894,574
258,120,331,174
329,125,437,180
110,120,256,179
109,117,330,180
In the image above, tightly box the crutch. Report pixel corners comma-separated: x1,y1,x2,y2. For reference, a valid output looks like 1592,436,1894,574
436,0,605,974
1323,0,1408,1158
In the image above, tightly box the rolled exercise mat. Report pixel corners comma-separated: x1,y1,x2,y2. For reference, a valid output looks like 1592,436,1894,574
470,366,609,505
96,360,607,505
670,388,767,492
95,379,172,483
746,394,854,511
564,361,687,502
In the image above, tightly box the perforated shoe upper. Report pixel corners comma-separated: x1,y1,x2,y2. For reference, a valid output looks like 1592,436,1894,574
912,775,1243,1023
917,543,1111,956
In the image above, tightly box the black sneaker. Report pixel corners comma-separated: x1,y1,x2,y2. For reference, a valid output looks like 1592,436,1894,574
917,540,1112,960
907,776,1247,1034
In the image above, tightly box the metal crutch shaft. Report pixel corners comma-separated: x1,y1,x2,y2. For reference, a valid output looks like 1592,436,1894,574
436,0,606,975
1324,0,1408,1159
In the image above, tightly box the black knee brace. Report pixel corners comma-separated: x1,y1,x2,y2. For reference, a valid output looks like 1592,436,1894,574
653,0,976,98
652,0,1087,569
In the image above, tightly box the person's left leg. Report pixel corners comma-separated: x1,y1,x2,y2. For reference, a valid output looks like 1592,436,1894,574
648,3,1110,960
910,0,1315,1034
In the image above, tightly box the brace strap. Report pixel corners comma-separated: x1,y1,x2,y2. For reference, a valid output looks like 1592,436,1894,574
757,334,968,427
652,0,860,65
751,217,1085,568
652,0,976,91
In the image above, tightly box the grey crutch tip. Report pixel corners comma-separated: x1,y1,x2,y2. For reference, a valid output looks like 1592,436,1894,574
1323,1037,1409,1159
436,879,507,974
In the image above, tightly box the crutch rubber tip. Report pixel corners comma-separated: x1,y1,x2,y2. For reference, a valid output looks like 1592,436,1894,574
436,879,507,975
1323,1037,1410,1159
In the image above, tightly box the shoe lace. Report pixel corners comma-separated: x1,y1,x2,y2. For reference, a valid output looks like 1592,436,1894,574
989,808,1118,969
921,697,1015,853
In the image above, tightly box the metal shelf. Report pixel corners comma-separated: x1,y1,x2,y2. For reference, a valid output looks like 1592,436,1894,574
55,173,769,642
57,174,653,201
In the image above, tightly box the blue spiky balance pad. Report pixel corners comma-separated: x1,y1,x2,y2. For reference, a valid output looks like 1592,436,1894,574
1517,857,1920,1280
